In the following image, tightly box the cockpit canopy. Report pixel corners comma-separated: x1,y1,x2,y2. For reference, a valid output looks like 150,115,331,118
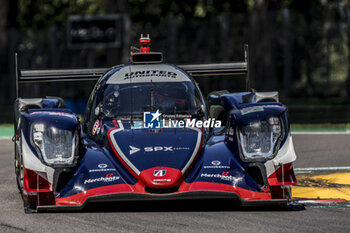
102,81,201,117
87,64,207,121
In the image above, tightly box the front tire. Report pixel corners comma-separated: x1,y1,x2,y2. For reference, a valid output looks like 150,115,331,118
14,137,24,195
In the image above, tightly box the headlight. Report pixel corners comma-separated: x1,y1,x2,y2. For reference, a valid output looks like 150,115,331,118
32,123,78,166
239,117,283,160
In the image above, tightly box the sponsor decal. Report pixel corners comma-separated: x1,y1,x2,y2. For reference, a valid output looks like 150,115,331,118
98,164,108,169
97,121,102,135
203,160,230,169
153,170,167,177
153,178,171,182
211,160,221,166
124,70,177,80
240,106,264,115
129,145,141,155
262,104,283,108
92,120,99,135
84,174,120,184
240,105,283,115
203,165,230,169
89,164,116,173
200,173,242,183
30,111,75,118
128,145,191,154
145,146,173,152
173,147,191,151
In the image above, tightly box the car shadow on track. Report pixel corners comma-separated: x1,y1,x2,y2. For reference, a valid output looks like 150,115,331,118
65,199,306,213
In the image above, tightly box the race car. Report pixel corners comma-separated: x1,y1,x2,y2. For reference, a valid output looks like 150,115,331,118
14,35,297,213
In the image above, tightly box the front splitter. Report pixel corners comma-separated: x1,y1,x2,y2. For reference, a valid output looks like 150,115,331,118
37,191,288,212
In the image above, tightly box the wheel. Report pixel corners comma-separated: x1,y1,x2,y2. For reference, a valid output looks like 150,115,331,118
23,200,37,213
14,137,24,195
15,138,38,213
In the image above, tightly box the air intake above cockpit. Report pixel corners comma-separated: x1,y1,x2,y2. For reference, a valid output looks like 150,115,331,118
130,34,163,64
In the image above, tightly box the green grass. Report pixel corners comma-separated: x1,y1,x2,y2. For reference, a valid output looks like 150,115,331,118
291,123,350,132
0,124,13,128
0,124,14,138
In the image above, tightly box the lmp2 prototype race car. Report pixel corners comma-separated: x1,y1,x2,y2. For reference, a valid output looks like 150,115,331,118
13,35,297,213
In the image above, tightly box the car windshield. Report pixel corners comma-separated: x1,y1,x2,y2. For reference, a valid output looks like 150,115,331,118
101,81,201,118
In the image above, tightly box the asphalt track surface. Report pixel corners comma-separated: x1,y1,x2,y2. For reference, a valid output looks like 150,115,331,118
0,134,350,233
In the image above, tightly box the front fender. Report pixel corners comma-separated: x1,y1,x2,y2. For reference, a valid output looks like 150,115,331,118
184,141,264,193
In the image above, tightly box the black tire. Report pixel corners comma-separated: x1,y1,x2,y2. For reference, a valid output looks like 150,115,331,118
15,138,37,213
14,137,24,195
24,199,37,213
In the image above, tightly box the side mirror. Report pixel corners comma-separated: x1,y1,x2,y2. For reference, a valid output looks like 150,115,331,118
207,90,229,105
207,94,221,105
